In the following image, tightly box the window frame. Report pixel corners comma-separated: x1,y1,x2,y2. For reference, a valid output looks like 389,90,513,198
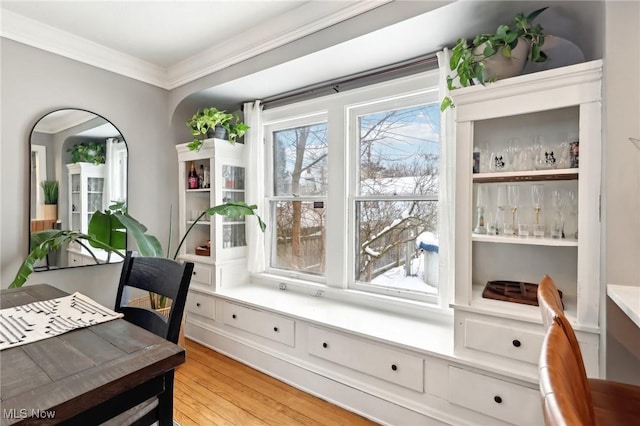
261,70,450,312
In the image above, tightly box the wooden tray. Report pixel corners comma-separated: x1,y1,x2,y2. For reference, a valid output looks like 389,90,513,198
482,280,563,307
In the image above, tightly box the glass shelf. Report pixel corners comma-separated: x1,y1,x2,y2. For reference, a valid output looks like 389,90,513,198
472,234,578,247
473,168,578,183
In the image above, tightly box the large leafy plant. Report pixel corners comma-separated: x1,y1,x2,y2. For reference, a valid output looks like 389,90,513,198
10,201,265,290
440,7,548,111
186,107,250,151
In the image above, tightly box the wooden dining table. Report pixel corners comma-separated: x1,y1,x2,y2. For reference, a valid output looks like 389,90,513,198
0,284,185,425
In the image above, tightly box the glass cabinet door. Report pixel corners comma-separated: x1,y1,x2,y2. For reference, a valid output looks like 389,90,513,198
221,165,246,248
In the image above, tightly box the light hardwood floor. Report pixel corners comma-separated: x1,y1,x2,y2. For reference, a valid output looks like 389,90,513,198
173,339,379,426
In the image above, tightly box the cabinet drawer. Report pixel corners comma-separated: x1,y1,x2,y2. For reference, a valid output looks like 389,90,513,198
186,292,215,319
222,302,294,347
463,317,544,365
307,327,424,392
449,367,542,425
190,263,212,287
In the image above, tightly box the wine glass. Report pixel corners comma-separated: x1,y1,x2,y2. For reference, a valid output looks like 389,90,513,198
495,185,507,234
550,189,564,238
474,185,487,234
506,184,520,235
531,184,545,237
566,190,578,239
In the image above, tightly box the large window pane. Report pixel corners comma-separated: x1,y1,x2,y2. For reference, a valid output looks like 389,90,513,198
356,200,438,294
358,105,440,196
273,123,328,196
272,200,325,275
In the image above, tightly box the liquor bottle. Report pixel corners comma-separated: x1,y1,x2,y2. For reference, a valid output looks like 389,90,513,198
198,165,204,188
188,162,198,189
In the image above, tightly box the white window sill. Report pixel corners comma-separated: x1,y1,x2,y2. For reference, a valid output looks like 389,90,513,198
215,281,455,358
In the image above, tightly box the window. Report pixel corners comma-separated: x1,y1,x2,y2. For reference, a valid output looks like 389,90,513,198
264,71,445,305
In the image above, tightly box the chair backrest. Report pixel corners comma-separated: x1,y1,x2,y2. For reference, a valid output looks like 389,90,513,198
539,322,597,426
115,251,194,344
538,275,565,328
537,274,596,421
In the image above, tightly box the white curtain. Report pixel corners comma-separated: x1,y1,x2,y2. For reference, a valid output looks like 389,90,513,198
437,48,457,308
243,101,266,273
103,138,127,208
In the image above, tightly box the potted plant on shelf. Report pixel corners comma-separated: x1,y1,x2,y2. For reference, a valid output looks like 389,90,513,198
186,107,250,151
441,6,548,111
68,141,106,164
40,180,58,220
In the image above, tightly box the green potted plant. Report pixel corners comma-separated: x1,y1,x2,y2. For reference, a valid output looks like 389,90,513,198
441,7,548,111
40,180,58,220
68,141,106,164
186,107,250,151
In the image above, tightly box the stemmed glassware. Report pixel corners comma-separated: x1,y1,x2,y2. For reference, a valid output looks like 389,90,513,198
474,185,487,234
531,184,545,237
566,190,578,239
495,185,507,235
550,189,564,239
505,184,519,235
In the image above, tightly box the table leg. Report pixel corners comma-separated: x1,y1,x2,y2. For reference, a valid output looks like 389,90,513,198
158,370,175,426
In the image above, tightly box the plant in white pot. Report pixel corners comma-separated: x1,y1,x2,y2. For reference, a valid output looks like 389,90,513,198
40,180,58,220
441,7,548,111
187,107,250,151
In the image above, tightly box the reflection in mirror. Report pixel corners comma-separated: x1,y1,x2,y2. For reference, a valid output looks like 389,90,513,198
30,109,128,271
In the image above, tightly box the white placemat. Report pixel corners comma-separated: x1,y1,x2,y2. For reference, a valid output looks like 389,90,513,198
0,292,124,350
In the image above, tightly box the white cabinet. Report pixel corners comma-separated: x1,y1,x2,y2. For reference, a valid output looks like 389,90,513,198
66,162,113,264
452,60,603,375
175,139,249,292
67,162,105,234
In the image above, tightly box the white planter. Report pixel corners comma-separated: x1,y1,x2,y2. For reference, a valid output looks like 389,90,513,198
475,38,529,81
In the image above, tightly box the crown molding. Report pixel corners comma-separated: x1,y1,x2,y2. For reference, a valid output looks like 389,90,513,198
1,10,168,88
1,1,391,90
34,110,97,134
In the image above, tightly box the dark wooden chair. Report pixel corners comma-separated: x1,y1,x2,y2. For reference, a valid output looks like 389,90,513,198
102,251,194,426
114,252,194,344
537,275,640,425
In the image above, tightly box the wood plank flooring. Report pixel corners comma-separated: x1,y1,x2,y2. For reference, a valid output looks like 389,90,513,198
173,339,379,426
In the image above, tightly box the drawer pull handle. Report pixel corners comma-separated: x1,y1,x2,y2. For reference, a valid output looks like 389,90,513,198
494,396,503,404
273,326,279,332
232,314,237,319
196,302,201,307
192,271,197,275
512,339,521,348
391,364,398,371
322,342,328,348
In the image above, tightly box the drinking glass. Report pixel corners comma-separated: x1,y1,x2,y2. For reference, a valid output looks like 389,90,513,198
473,185,487,234
518,208,530,237
531,184,545,237
506,184,520,235
566,190,578,239
495,184,507,235
550,189,563,238
489,152,505,172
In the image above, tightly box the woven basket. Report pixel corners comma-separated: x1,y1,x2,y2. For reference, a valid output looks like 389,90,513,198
128,296,172,317
127,296,185,347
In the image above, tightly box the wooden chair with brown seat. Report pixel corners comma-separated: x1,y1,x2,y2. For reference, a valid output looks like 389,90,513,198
537,274,640,425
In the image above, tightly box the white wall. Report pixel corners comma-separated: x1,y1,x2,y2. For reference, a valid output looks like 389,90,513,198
0,39,175,307
603,0,640,382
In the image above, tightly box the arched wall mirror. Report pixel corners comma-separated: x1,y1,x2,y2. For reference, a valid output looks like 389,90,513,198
30,109,128,270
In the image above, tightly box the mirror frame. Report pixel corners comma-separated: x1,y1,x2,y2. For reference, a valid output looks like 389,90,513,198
29,108,128,270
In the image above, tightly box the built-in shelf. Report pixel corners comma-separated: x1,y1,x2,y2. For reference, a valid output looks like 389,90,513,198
472,234,578,247
473,168,578,183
